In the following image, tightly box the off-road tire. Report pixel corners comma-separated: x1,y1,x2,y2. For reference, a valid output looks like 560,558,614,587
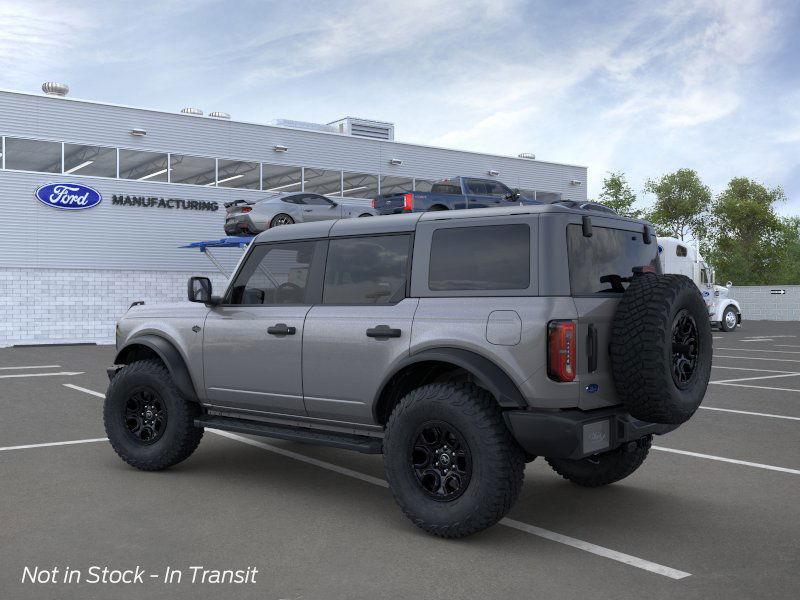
546,435,652,487
104,359,204,471
720,306,738,332
610,273,712,425
383,382,525,538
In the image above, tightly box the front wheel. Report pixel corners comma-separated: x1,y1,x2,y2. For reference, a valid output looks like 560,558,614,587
546,436,652,487
720,306,738,332
104,360,204,471
383,382,525,538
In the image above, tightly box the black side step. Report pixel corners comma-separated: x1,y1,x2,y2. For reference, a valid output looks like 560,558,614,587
195,416,383,454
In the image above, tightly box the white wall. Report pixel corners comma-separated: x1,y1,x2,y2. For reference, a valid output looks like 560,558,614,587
729,286,800,322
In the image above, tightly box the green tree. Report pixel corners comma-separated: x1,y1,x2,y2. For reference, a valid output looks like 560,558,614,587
597,171,640,218
705,177,791,285
643,169,711,240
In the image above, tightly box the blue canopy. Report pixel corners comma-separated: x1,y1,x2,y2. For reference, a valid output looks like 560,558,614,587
180,236,253,250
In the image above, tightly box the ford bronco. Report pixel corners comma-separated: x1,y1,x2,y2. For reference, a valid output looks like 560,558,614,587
105,204,712,538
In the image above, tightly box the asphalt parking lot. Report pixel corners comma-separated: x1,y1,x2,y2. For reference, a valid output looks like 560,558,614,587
1,321,799,600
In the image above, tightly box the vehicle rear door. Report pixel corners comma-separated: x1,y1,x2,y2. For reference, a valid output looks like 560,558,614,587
302,233,416,425
299,194,342,222
565,218,659,410
202,240,324,416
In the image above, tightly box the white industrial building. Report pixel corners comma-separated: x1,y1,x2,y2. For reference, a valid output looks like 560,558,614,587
0,84,588,346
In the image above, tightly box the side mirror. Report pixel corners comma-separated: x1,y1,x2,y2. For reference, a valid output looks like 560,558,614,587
188,276,212,303
329,201,339,208
726,281,732,288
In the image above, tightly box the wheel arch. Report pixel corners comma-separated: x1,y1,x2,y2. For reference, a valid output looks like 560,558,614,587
373,347,526,426
114,334,199,402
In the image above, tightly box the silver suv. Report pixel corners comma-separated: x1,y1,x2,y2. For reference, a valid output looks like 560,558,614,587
106,205,712,538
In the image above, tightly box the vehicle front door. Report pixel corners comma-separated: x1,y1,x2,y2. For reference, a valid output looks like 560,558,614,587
302,234,417,425
298,194,342,222
202,240,323,416
465,178,511,208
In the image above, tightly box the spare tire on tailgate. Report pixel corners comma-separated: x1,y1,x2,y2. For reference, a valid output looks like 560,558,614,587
610,273,712,425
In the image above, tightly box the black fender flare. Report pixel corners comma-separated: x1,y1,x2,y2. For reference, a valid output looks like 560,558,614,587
374,347,526,413
114,334,199,402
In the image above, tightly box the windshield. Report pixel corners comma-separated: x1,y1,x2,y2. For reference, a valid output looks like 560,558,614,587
567,224,660,294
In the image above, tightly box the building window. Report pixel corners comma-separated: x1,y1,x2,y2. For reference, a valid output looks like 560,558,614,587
429,225,530,291
414,178,436,192
217,159,260,189
4,138,61,173
323,235,410,304
119,149,169,182
341,172,379,198
63,144,117,177
262,163,302,193
304,168,342,196
170,154,216,186
379,175,413,195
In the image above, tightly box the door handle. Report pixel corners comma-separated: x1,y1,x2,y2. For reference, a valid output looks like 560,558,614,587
267,323,296,336
587,325,598,372
366,325,402,338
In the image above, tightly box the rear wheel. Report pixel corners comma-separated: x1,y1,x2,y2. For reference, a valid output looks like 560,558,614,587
720,306,738,332
104,360,203,471
546,436,652,487
270,213,294,227
358,213,372,218
383,382,525,538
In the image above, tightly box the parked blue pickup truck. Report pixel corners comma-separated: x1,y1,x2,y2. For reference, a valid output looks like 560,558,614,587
371,176,540,214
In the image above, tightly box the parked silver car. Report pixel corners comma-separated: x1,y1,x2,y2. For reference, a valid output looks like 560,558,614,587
224,192,376,235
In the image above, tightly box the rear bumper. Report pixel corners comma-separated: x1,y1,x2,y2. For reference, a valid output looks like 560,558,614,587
504,406,678,460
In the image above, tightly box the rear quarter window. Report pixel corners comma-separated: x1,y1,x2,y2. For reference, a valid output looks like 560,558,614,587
428,224,530,291
567,224,660,295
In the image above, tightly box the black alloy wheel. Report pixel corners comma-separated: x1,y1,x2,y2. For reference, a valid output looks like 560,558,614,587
271,214,294,227
671,309,699,388
124,387,167,445
411,421,472,501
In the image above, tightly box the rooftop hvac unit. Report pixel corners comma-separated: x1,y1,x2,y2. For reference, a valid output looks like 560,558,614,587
328,117,395,141
180,107,203,116
269,119,337,134
209,111,230,119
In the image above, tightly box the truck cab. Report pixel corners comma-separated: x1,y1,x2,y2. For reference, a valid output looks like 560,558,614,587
658,237,742,331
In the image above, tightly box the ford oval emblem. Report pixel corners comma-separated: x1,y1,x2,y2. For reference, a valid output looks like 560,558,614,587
35,183,102,210
585,383,599,393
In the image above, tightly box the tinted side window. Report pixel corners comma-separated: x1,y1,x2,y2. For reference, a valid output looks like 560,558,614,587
323,235,410,304
304,194,333,206
465,179,489,195
229,241,316,305
429,225,530,291
567,225,660,295
485,181,512,197
282,195,304,204
430,180,462,195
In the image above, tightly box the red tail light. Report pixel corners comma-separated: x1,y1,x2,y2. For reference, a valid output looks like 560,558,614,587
371,198,377,209
403,193,414,212
547,320,576,382
240,207,252,213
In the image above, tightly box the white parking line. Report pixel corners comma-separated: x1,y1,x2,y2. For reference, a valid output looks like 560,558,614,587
0,371,84,379
653,446,800,475
0,438,107,452
710,373,800,384
710,382,800,394
0,365,61,370
774,344,800,349
715,355,800,364
210,429,691,580
716,347,800,354
699,406,800,421
712,365,797,373
64,383,106,398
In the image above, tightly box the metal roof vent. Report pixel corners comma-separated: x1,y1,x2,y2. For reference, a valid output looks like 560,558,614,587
180,107,204,116
209,111,230,119
42,82,69,96
328,117,395,141
518,152,536,160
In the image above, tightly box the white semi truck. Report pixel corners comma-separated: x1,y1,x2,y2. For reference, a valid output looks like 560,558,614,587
658,237,742,332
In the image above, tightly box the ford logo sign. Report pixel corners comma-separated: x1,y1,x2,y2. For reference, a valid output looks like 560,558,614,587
585,383,599,393
35,183,102,210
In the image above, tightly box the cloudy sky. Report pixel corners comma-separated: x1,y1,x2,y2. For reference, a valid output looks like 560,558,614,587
1,0,798,212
